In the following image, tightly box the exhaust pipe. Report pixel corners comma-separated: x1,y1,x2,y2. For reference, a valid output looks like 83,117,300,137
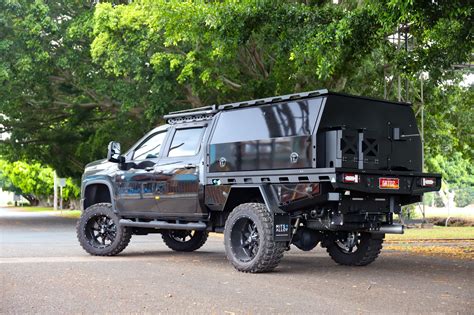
372,224,404,234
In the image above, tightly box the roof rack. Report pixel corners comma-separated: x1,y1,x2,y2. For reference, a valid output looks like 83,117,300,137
163,89,329,123
163,104,218,120
218,89,328,110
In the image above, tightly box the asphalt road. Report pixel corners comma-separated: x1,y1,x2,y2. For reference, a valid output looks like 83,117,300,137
1,207,473,314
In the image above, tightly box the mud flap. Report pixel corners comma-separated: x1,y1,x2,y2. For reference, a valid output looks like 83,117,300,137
273,213,291,242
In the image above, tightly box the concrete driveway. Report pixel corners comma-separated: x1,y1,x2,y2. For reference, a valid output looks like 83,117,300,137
1,207,472,314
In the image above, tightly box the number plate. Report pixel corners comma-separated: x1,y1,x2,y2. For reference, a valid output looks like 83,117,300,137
379,177,400,190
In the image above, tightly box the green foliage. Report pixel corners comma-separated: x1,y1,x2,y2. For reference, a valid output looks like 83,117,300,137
90,0,386,105
0,0,472,186
0,160,53,197
0,159,80,202
453,186,474,208
426,152,474,207
401,204,417,220
423,192,445,208
422,83,473,161
0,161,21,195
366,0,472,81
0,0,148,177
427,153,473,187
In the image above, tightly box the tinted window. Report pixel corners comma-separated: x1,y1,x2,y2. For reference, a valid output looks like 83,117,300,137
133,131,167,160
168,128,204,157
210,98,322,144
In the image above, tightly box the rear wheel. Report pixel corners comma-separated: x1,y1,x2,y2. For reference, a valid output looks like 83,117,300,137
76,203,132,256
162,230,208,252
326,232,383,266
224,203,286,273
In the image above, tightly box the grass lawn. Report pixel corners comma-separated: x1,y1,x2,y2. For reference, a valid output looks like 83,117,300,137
15,206,55,212
385,226,474,260
385,227,474,260
60,210,81,219
386,226,474,240
15,206,81,218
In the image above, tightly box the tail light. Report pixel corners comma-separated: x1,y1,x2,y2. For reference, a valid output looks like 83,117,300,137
343,173,360,184
421,178,436,187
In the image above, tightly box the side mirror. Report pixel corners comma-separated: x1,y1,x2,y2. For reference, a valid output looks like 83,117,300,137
107,141,124,163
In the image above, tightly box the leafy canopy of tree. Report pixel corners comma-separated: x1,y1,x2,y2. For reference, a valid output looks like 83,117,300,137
0,0,472,200
0,0,146,178
423,82,473,163
0,159,79,205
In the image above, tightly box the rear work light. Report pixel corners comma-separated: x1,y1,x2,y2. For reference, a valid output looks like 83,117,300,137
342,173,360,184
421,178,436,187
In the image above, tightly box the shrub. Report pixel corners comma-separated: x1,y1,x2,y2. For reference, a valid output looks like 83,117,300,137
427,217,474,227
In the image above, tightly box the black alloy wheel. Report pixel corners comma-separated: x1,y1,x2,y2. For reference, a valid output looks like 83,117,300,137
335,231,360,253
77,203,132,256
230,217,260,262
224,203,286,273
326,231,384,266
85,214,117,248
162,230,208,252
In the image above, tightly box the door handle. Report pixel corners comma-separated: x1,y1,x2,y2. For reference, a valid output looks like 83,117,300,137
184,164,196,169
145,167,154,172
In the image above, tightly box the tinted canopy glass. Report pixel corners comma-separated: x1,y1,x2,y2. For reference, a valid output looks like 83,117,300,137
210,98,323,144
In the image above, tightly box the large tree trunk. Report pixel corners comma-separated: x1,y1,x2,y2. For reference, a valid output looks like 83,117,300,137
37,199,51,207
22,194,39,206
67,199,80,210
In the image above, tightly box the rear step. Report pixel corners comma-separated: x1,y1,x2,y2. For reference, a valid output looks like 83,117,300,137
119,219,207,231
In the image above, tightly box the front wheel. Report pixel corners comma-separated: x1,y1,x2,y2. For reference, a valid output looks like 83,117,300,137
76,203,132,256
161,230,208,252
224,203,286,273
326,232,384,266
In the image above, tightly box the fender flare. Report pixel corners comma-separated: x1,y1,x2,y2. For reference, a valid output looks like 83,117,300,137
222,184,284,214
222,184,291,241
82,178,116,212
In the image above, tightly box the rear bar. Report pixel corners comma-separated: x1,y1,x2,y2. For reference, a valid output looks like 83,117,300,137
334,169,441,195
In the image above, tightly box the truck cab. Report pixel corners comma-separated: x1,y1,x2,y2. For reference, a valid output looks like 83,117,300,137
77,89,441,273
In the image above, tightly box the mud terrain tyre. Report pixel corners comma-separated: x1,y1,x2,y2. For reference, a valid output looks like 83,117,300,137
162,230,208,252
326,232,383,266
77,203,132,256
224,203,286,273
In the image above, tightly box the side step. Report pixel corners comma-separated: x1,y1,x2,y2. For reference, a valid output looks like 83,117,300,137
119,219,207,231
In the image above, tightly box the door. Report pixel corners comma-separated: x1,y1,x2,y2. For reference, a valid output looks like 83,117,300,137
153,124,207,219
114,128,169,214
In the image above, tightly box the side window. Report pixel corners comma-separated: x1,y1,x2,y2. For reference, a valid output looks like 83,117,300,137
168,127,204,157
133,131,167,160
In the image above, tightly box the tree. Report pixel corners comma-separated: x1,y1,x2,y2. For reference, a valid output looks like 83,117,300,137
0,159,80,206
0,0,148,178
0,0,472,184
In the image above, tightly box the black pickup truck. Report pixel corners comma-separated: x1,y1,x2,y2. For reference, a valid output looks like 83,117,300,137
77,89,441,273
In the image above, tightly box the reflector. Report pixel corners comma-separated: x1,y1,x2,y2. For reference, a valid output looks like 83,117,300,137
343,174,360,183
421,178,436,187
